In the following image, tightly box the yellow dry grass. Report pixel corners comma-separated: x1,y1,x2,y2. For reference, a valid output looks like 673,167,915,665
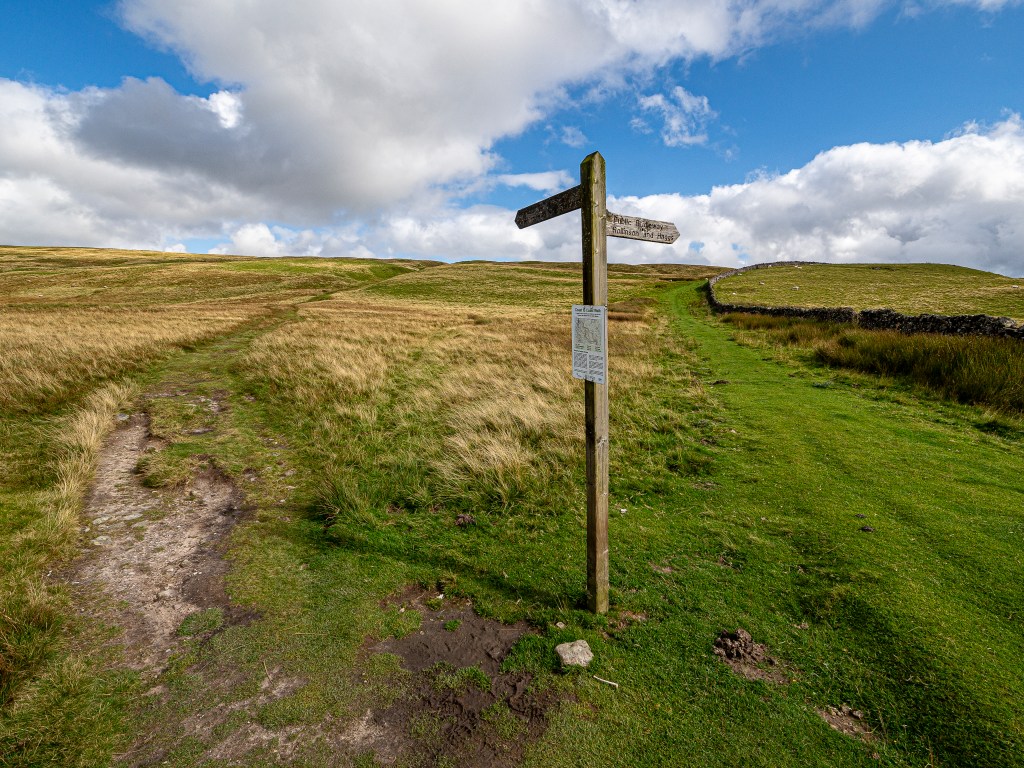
36,382,137,555
244,289,675,506
1,382,134,695
0,306,262,412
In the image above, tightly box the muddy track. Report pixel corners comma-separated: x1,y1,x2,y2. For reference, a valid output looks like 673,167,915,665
73,410,565,766
73,412,250,672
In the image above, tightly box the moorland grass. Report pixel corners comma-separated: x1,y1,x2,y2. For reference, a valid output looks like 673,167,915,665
130,265,1022,767
2,249,1022,767
714,262,1024,321
0,247,427,761
724,312,1024,416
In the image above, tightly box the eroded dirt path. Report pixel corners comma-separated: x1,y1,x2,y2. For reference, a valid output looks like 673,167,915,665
74,412,249,672
72,407,564,767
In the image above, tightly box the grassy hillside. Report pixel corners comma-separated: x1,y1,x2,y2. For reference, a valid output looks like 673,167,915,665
1,247,1021,767
714,263,1024,321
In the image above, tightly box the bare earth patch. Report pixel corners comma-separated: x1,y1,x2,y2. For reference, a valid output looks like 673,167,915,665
72,412,251,672
123,588,565,767
713,628,790,684
360,588,566,767
817,704,875,743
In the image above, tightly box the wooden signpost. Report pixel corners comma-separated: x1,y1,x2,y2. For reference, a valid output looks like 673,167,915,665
515,151,679,613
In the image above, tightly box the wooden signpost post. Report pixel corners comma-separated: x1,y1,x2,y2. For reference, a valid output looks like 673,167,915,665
515,151,679,613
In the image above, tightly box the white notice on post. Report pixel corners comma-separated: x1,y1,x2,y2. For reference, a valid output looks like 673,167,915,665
571,305,607,385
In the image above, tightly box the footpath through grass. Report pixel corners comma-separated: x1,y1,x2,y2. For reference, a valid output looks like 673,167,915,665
657,284,1023,766
722,312,1024,418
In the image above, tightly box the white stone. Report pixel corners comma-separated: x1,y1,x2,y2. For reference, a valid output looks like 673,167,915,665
556,640,593,668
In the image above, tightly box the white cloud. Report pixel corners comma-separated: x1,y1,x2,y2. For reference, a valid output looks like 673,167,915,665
607,115,1024,275
495,171,575,193
45,113,1022,277
206,90,243,129
263,115,1020,275
71,0,942,219
113,0,621,214
637,86,717,147
560,126,589,148
0,78,265,249
211,223,287,257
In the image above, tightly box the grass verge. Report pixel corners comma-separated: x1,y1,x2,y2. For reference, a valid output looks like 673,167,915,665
724,312,1024,416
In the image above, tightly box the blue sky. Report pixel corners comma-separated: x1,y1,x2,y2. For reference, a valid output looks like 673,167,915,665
1,1,1022,274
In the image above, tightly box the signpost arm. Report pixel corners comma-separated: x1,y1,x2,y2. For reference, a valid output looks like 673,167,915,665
580,151,609,614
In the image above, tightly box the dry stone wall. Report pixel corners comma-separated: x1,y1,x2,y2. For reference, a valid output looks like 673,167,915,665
707,262,1024,341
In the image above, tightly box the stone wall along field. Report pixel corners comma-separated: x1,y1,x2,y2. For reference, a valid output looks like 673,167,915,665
707,262,1024,341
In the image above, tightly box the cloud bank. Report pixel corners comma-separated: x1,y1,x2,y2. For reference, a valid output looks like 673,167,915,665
352,116,1024,276
626,115,1024,276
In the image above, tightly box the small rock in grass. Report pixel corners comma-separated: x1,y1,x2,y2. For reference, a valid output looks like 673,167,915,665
455,513,476,527
860,525,875,533
556,640,594,669
855,513,867,519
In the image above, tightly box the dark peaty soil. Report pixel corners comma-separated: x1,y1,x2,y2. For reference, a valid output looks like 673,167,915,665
363,588,565,767
713,627,790,684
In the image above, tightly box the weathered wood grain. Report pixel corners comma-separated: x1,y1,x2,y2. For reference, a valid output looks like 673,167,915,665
514,185,582,229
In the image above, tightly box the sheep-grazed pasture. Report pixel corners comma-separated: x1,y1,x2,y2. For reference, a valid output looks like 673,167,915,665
1,247,1021,767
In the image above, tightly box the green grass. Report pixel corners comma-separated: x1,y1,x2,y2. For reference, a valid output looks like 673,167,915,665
724,312,1024,416
433,664,491,694
1,249,1022,767
715,263,1024,321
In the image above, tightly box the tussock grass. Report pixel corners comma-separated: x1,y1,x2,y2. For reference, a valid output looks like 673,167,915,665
716,262,1024,320
0,307,259,412
1,382,133,709
243,271,687,530
726,312,1024,414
